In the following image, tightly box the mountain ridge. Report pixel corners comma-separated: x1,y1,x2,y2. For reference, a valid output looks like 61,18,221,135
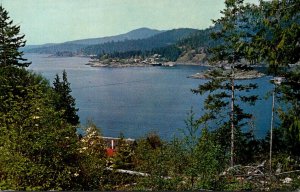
24,28,199,55
24,27,163,52
82,28,199,55
63,27,164,45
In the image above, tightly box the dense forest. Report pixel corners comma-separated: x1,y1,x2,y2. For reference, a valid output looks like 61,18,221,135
82,28,198,56
0,0,300,191
24,28,197,56
95,27,216,62
93,25,223,63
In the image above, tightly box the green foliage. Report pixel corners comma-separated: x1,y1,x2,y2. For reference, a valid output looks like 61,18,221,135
83,28,198,56
97,45,182,62
0,67,80,190
192,68,259,165
132,134,183,190
178,27,219,49
201,0,268,167
110,134,135,170
269,67,300,156
222,178,254,191
181,108,200,151
252,0,300,71
131,112,226,191
151,45,182,61
0,5,30,67
189,128,224,189
180,110,224,190
210,0,248,64
53,70,79,126
77,122,107,190
254,0,300,165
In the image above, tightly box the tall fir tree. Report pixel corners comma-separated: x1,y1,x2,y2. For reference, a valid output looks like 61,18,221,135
53,70,79,126
199,0,260,166
192,68,258,166
0,5,30,67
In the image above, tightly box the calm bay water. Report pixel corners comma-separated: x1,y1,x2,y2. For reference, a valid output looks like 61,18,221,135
27,53,273,140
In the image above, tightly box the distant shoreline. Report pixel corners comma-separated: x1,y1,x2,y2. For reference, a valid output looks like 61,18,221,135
86,60,210,68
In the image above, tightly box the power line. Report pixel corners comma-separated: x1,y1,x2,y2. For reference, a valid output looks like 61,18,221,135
72,79,149,90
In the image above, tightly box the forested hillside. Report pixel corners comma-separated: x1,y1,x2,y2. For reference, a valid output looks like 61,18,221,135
24,28,163,54
94,27,217,63
25,43,86,55
82,28,199,55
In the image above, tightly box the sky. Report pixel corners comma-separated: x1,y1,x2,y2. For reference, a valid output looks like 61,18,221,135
2,0,259,45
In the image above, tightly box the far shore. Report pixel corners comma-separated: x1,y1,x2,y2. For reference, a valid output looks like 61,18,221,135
86,60,211,68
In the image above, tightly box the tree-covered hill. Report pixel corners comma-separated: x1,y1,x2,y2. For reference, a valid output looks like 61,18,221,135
25,43,86,55
68,27,163,45
98,26,219,63
24,28,163,54
82,28,199,55
177,25,220,49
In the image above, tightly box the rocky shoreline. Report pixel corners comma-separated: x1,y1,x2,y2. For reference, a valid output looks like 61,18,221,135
86,60,211,68
188,69,265,80
86,60,266,80
86,61,149,68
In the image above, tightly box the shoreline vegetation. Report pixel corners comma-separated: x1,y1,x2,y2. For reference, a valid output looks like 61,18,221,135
85,59,209,68
84,51,211,68
38,53,266,80
86,58,265,79
188,68,266,79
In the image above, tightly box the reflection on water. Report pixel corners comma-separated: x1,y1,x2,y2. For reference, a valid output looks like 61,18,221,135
27,53,273,140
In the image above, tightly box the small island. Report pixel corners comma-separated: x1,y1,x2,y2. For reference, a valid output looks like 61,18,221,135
86,54,178,68
188,65,265,79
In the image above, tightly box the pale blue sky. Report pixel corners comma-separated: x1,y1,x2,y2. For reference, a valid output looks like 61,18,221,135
2,0,259,45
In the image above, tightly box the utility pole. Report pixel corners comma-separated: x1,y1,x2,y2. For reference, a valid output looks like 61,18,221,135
269,77,284,180
230,65,235,167
269,83,275,176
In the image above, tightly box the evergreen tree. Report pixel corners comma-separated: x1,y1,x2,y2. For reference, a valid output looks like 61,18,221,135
0,67,81,190
181,110,224,190
53,70,79,126
193,128,223,189
252,0,300,73
203,0,259,166
0,5,30,67
192,68,258,166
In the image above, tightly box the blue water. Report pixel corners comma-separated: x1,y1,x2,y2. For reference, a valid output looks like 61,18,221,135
27,53,274,140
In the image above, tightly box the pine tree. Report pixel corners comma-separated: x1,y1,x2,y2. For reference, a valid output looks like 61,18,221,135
0,6,87,190
0,5,30,67
181,110,223,189
192,68,258,166
0,67,81,190
53,70,79,126
204,0,259,167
